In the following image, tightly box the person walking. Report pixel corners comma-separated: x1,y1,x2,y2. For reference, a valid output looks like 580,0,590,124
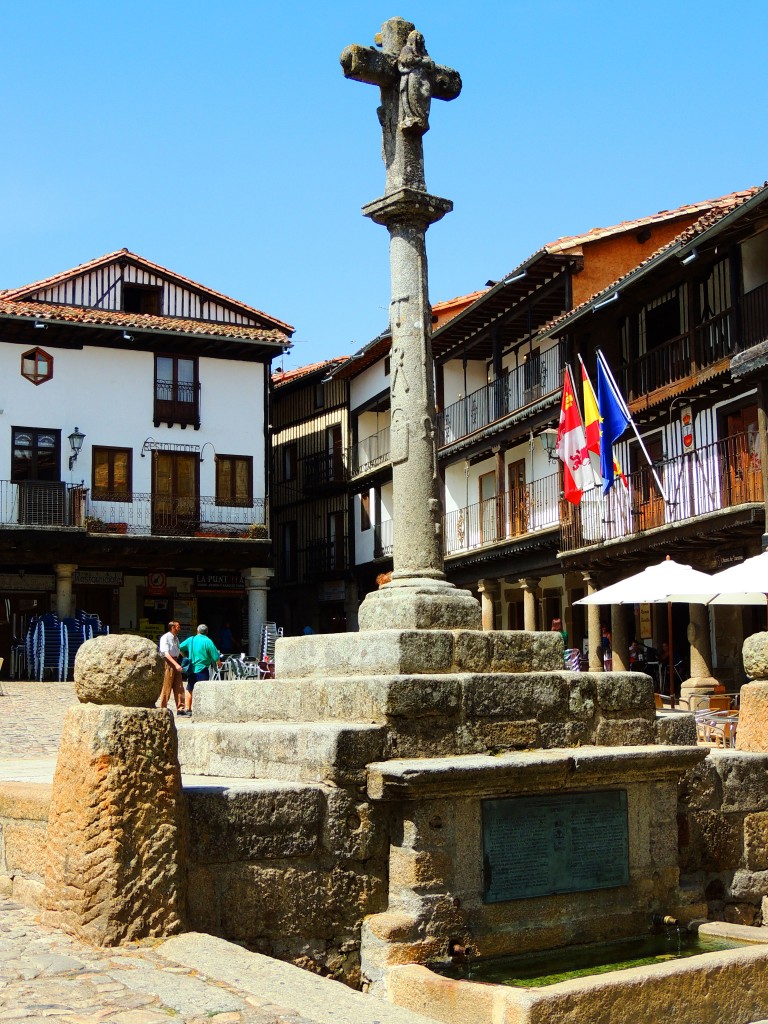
158,621,185,714
179,624,222,714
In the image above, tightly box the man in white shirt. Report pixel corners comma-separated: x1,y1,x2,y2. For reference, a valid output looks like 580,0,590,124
158,620,185,714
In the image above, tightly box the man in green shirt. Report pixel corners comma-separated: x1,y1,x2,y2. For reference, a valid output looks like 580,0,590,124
179,624,221,714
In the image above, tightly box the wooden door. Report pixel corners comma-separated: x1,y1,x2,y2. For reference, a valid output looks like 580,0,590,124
508,459,528,536
723,405,760,504
328,425,344,483
152,451,199,535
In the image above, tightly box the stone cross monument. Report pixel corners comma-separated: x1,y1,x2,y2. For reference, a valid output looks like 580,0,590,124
341,17,481,631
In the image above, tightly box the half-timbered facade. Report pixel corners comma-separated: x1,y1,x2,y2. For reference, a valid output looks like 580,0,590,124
540,184,768,684
0,249,292,671
269,358,353,634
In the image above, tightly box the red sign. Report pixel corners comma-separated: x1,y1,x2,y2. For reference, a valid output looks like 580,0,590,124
147,571,167,595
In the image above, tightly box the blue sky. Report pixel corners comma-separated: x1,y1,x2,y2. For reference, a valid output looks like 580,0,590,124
1,1,766,369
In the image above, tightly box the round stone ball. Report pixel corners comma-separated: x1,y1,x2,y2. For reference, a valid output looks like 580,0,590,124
74,634,165,707
744,632,768,681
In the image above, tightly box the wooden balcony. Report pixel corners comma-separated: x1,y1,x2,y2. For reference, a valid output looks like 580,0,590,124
437,342,565,449
443,473,561,557
560,433,763,552
154,379,201,429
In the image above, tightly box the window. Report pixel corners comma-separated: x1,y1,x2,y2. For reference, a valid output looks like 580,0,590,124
21,348,53,385
216,455,253,507
92,447,132,500
281,521,297,581
360,491,371,531
124,284,162,315
11,427,60,482
314,380,325,409
283,443,298,481
154,355,200,428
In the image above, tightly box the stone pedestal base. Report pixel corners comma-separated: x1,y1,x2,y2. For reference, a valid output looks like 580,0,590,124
681,676,721,707
737,682,768,752
43,705,188,945
358,579,481,632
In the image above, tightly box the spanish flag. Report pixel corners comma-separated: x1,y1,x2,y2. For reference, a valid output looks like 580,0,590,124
580,357,628,490
556,367,595,505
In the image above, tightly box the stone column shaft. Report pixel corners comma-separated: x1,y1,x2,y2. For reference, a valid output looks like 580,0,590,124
519,578,539,631
611,603,629,672
242,567,273,659
682,602,720,702
478,579,497,631
54,563,77,619
583,573,602,672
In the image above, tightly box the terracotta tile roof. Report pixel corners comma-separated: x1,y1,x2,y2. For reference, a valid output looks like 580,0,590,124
0,296,290,346
542,189,756,255
539,185,764,338
3,248,295,334
272,356,348,387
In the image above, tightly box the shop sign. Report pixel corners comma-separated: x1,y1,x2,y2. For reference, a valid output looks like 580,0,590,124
73,570,123,587
680,405,694,454
194,572,245,593
147,571,167,595
319,580,346,602
0,573,55,592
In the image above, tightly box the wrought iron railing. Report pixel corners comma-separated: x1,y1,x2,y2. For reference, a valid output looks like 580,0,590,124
443,473,561,556
0,481,86,527
374,517,393,558
85,491,267,537
349,426,391,476
437,342,564,447
560,432,762,551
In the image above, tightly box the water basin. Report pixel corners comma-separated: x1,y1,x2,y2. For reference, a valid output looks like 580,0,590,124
430,931,742,987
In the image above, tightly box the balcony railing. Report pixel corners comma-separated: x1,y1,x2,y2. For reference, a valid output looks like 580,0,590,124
154,379,201,428
437,342,565,448
742,281,768,348
443,473,561,556
374,517,393,558
349,426,391,477
301,449,346,489
560,432,762,551
82,491,266,538
301,537,348,576
0,481,86,527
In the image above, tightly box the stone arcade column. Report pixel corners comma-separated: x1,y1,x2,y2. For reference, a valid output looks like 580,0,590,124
681,602,720,705
519,577,539,631
611,603,629,672
54,563,77,619
477,579,497,631
582,571,603,672
342,18,480,632
242,567,273,658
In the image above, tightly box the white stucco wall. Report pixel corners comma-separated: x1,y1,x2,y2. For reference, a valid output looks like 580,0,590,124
0,341,267,499
742,229,768,294
442,359,487,406
350,358,389,412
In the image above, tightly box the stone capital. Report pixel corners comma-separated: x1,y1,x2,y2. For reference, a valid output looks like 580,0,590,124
362,188,453,228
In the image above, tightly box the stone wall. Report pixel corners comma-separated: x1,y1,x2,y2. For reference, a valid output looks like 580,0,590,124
678,748,768,926
0,782,50,907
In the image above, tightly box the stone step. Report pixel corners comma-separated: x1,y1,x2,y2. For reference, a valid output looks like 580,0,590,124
177,722,387,785
275,628,563,679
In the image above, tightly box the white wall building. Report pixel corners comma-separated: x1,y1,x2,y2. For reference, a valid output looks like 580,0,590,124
0,249,292,670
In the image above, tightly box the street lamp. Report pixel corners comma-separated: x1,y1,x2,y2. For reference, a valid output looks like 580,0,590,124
68,427,86,470
539,428,559,463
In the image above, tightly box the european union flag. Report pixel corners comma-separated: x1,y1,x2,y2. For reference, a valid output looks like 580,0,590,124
597,356,631,493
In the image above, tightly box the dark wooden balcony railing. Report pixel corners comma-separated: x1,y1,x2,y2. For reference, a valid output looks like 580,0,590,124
301,537,348,576
437,342,565,448
560,432,762,552
742,280,768,348
443,473,561,556
154,379,201,428
301,449,346,490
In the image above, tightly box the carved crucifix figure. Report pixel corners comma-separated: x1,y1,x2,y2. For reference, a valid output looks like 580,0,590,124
341,17,461,196
341,19,480,631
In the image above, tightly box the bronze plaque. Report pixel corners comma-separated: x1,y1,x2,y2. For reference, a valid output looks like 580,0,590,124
482,790,629,903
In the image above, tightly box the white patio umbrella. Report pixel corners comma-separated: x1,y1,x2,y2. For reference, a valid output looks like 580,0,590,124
667,550,768,606
575,557,716,707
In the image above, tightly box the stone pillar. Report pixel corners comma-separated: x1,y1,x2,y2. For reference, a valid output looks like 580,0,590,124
54,563,77,619
242,567,273,658
477,579,497,631
583,572,603,672
681,603,720,704
519,577,539,631
43,634,187,944
611,604,629,672
736,633,768,751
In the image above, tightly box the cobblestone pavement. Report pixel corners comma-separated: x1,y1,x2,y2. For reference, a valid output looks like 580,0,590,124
0,896,304,1024
0,682,77,761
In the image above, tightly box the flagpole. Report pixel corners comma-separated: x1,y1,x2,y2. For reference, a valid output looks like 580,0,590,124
596,349,667,501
